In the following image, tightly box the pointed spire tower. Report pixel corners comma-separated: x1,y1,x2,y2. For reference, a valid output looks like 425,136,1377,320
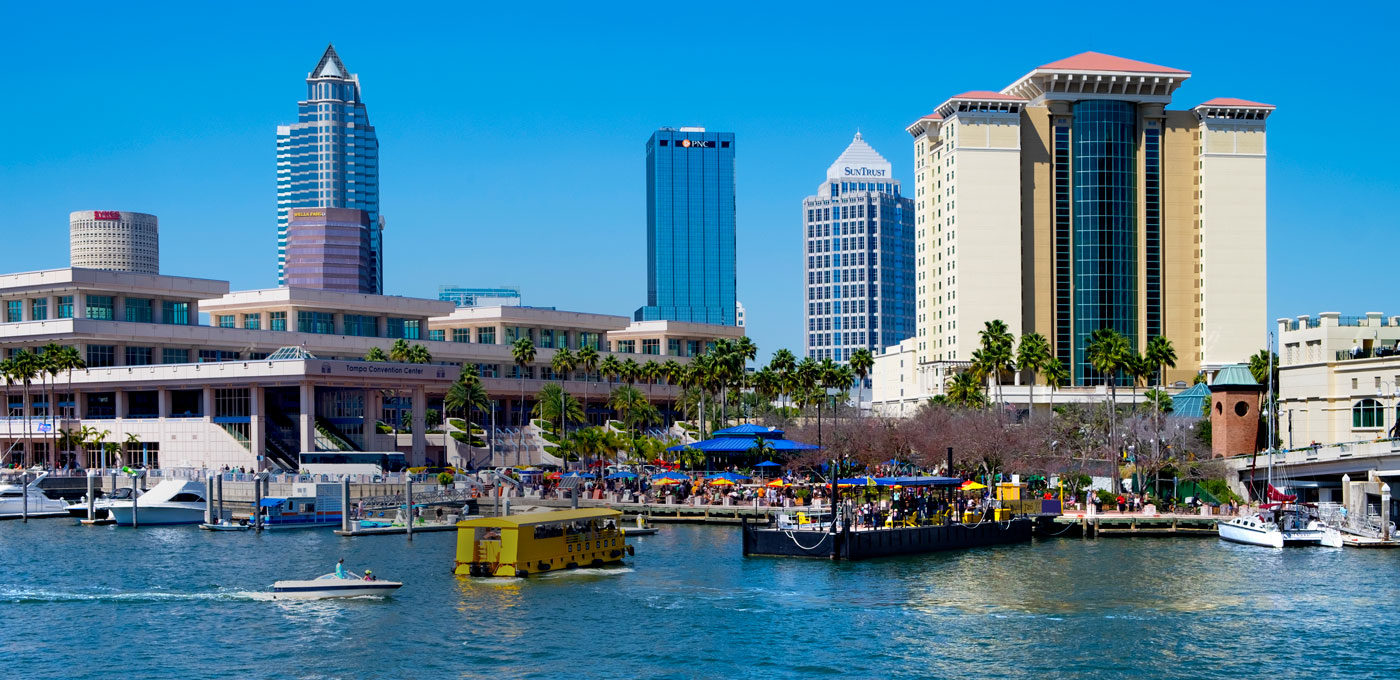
802,132,915,374
276,45,382,293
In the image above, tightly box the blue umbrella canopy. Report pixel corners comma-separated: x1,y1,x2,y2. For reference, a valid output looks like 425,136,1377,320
652,471,688,481
753,461,781,468
605,471,638,480
561,471,595,479
706,472,749,482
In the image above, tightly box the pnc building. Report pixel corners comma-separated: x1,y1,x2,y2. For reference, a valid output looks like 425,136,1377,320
276,45,383,293
636,127,737,326
904,52,1271,388
803,133,915,370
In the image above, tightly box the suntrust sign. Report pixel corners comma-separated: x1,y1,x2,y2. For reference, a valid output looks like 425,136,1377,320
93,211,121,220
842,166,887,177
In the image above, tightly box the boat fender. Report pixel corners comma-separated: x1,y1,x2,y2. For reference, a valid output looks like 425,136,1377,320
566,562,578,569
537,561,551,571
626,545,635,556
610,550,621,558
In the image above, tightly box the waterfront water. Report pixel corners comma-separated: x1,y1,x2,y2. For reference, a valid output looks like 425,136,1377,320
1,520,1396,679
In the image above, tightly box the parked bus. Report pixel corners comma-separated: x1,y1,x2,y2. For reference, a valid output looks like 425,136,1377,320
298,452,408,475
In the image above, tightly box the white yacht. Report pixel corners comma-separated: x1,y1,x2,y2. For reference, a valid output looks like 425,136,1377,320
0,471,72,519
106,479,207,526
1218,502,1342,549
271,573,402,600
65,486,142,519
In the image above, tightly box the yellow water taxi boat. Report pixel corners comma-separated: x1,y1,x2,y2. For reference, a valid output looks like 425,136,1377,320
454,508,634,577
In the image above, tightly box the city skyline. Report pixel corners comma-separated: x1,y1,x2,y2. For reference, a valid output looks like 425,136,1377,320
3,4,1398,363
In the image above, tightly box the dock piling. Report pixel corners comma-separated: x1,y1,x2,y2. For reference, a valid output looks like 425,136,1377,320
253,477,262,532
205,475,215,524
130,471,139,528
341,477,351,533
216,474,224,524
405,478,413,540
21,471,28,522
571,489,578,510
87,471,96,522
504,500,511,517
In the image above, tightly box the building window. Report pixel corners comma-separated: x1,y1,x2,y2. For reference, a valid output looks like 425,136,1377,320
86,295,115,321
214,388,250,418
243,313,261,330
86,344,116,368
344,314,377,337
56,295,73,319
162,301,190,325
452,328,471,343
269,311,287,331
162,348,190,364
387,318,420,339
668,339,681,356
125,347,153,366
478,327,496,344
125,298,153,323
5,300,20,323
642,339,660,355
579,332,602,351
616,340,635,354
30,298,47,321
199,350,239,362
217,315,236,328
298,311,334,334
1353,399,1384,428
540,329,555,349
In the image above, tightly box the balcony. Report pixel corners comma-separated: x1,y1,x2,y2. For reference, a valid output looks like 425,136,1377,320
1335,344,1400,362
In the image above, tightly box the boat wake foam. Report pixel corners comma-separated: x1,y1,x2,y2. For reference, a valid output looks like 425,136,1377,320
0,587,266,604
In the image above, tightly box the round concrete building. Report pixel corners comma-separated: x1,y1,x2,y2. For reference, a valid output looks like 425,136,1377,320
69,210,159,274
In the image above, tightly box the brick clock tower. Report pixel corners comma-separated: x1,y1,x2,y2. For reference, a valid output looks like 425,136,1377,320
1208,365,1263,458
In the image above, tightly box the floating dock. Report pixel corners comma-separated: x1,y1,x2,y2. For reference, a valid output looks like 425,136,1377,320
334,521,462,537
1049,514,1220,537
742,518,1034,560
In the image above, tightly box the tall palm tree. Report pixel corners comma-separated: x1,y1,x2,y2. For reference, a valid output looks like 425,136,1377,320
598,354,623,417
639,360,662,413
576,345,600,425
10,351,40,468
1125,351,1153,412
660,360,682,427
445,371,489,421
364,346,388,362
40,343,64,467
1086,327,1130,491
1044,357,1069,415
768,348,797,411
534,384,584,468
977,320,1016,411
752,367,779,420
0,357,13,466
511,337,536,432
405,344,432,364
848,348,874,416
608,385,650,438
620,358,641,387
550,348,577,464
1145,336,1178,466
52,345,84,466
1016,333,1051,420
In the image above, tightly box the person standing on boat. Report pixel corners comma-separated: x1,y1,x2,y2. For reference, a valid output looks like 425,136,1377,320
335,558,347,579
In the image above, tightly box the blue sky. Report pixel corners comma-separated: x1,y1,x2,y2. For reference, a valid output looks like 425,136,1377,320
3,2,1397,361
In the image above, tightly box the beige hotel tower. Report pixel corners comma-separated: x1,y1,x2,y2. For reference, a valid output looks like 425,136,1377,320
905,52,1270,387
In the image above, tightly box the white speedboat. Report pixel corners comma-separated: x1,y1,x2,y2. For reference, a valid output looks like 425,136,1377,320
65,486,143,519
270,573,402,600
1218,515,1284,548
1218,505,1342,549
0,472,72,519
106,479,207,526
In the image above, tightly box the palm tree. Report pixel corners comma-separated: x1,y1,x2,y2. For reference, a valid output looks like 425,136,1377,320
620,358,641,387
364,346,387,362
848,348,874,416
1145,336,1178,466
549,348,577,465
511,337,536,433
445,372,489,421
51,345,85,466
388,339,411,363
752,368,779,420
40,343,64,467
570,426,606,471
124,432,141,467
405,344,432,364
0,358,13,466
1086,328,1130,492
1016,333,1051,420
1125,351,1153,412
576,345,600,425
977,320,1016,411
608,385,651,437
768,348,797,411
598,354,623,410
947,371,986,409
1044,357,1069,415
10,350,40,468
660,360,682,427
639,360,662,410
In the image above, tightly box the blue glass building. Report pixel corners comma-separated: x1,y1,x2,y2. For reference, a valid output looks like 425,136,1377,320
635,128,737,326
276,45,382,293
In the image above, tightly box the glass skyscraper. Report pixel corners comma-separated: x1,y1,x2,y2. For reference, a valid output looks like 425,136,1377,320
276,45,382,293
635,127,737,326
803,133,915,371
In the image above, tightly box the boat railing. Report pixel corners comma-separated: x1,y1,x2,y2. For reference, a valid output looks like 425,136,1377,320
1318,502,1388,538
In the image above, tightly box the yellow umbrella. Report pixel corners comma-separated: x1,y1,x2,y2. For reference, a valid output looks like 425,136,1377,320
709,479,737,486
653,478,682,486
961,481,986,490
766,479,791,488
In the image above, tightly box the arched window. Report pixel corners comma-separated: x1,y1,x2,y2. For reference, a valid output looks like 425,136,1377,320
1353,399,1384,428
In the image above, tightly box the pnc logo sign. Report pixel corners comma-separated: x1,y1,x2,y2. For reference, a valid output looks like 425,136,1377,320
680,139,713,148
93,211,121,220
842,167,887,177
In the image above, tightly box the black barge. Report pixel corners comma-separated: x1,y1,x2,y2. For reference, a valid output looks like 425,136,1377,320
741,517,1034,560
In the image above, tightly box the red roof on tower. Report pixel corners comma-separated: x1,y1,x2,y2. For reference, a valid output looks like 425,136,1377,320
1196,97,1274,108
949,90,1025,101
1036,52,1187,75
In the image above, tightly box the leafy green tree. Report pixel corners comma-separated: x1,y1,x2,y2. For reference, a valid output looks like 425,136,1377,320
511,338,536,434
406,344,432,364
848,348,874,415
10,350,40,467
1044,357,1069,414
576,345,599,424
946,371,987,409
364,346,387,361
389,339,411,363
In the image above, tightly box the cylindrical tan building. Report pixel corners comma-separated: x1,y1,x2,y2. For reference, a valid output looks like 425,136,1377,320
69,210,159,274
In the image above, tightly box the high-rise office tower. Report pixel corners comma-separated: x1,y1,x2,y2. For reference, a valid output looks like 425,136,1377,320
284,208,374,293
635,127,737,325
906,52,1270,387
803,133,915,370
277,45,382,293
70,210,159,274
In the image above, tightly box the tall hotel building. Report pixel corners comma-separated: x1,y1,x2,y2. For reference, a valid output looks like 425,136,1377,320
905,52,1270,388
635,127,738,326
803,133,915,367
276,45,382,293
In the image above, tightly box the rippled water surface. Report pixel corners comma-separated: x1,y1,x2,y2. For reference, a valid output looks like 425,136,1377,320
1,519,1396,679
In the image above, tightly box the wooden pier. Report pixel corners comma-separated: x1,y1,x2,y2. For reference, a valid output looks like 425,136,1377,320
1050,513,1221,537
